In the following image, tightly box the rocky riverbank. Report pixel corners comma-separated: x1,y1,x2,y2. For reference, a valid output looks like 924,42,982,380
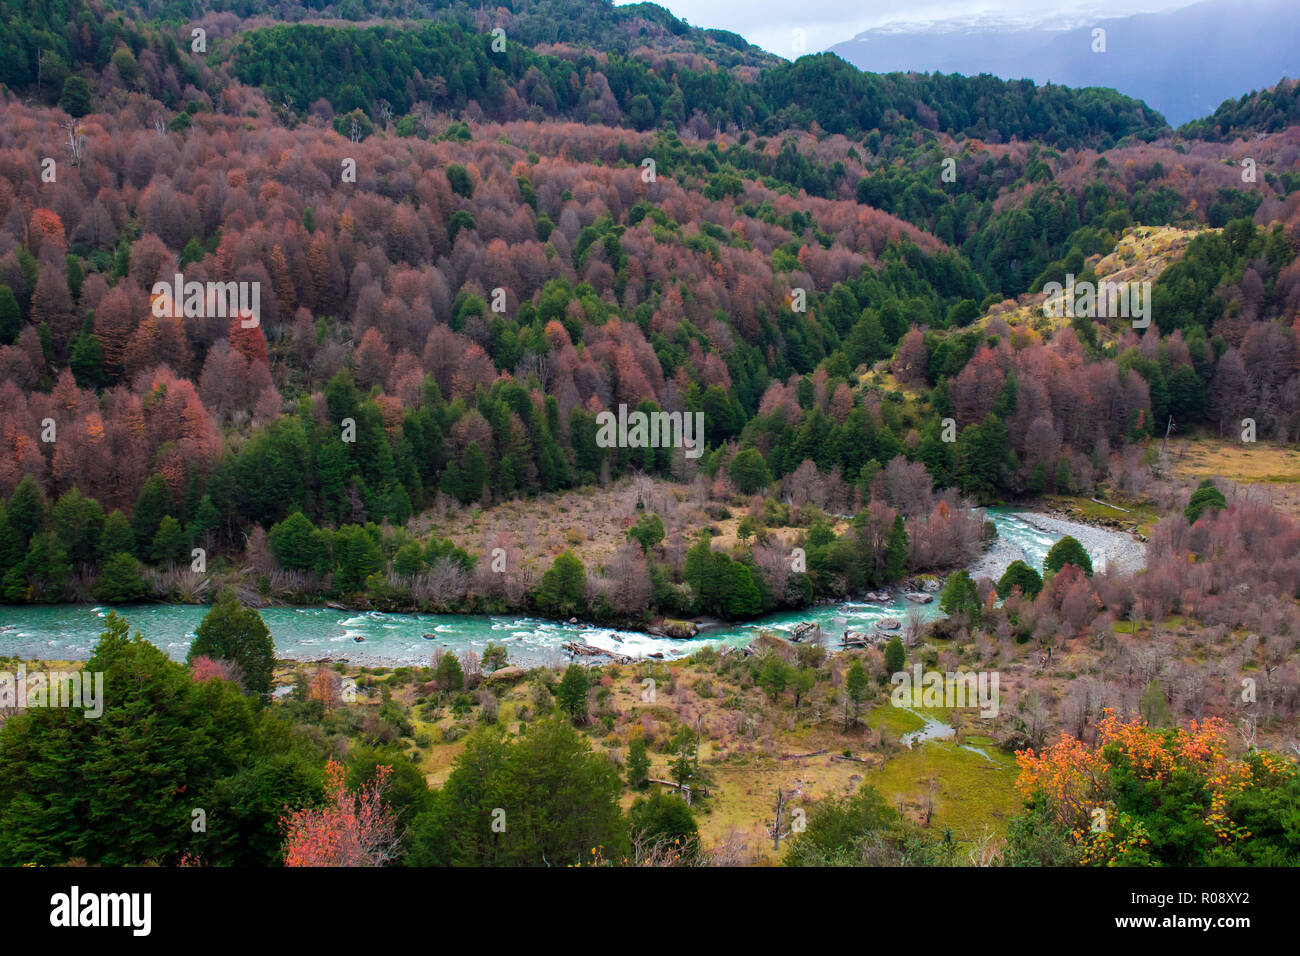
1018,512,1146,575
968,510,1146,582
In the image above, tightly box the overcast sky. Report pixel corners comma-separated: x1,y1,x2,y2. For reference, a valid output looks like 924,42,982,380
616,0,1199,59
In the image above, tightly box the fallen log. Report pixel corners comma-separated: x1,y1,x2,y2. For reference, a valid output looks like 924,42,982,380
483,665,527,684
561,641,632,665
648,778,711,797
1089,497,1130,513
780,749,829,760
841,630,882,647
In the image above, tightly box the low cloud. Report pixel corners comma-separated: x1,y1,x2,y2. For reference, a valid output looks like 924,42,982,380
617,0,1200,58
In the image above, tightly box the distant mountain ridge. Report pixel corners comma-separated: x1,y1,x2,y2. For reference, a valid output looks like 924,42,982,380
830,0,1300,126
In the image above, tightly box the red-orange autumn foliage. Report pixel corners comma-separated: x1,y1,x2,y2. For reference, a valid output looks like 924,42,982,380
227,316,270,366
281,759,399,867
1014,710,1290,862
28,208,66,257
189,655,244,688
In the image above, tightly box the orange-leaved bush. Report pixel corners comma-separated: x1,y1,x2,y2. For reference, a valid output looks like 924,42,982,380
281,758,399,867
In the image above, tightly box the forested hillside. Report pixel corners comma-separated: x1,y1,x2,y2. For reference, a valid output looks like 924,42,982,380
4,0,1300,882
111,0,778,66
0,0,1298,621
1180,77,1300,142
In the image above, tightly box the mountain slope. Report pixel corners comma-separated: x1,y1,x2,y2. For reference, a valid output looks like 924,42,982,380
1180,77,1300,140
0,0,1295,621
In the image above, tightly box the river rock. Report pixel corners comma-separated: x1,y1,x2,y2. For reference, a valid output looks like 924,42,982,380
904,592,933,604
791,621,821,642
874,619,901,631
661,619,699,639
840,630,881,647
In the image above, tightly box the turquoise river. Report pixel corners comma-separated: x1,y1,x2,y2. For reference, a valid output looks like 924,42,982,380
0,509,1128,667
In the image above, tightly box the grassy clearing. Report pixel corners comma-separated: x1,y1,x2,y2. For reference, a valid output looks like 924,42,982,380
321,650,1026,865
974,225,1206,340
865,699,928,739
1040,493,1162,534
414,479,689,573
413,474,856,583
1169,437,1300,482
867,739,1019,840
1168,437,1300,515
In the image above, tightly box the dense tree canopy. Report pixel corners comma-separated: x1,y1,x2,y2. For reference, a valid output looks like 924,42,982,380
0,0,1294,628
